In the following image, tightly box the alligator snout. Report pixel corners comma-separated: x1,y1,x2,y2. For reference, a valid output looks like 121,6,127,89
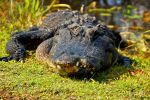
53,53,94,75
54,54,79,66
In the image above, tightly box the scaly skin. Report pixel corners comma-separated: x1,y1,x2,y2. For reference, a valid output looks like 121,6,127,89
0,10,131,77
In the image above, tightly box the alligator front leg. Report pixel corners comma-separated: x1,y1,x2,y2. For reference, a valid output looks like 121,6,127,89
0,27,53,62
0,38,26,62
117,55,131,67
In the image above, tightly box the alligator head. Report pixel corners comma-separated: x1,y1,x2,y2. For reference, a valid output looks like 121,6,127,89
36,23,119,77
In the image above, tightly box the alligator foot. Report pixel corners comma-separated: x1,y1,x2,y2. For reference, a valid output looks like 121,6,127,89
0,48,25,62
122,57,131,67
117,56,131,67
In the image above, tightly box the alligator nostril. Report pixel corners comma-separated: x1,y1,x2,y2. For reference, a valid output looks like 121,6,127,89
70,52,75,55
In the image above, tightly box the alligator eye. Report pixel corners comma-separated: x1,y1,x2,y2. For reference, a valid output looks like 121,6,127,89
105,44,114,52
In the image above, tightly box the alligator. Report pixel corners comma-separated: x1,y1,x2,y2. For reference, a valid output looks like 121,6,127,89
0,10,131,77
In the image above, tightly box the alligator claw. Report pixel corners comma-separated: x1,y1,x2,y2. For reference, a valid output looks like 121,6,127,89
0,54,24,62
0,56,13,62
0,57,8,62
123,57,131,67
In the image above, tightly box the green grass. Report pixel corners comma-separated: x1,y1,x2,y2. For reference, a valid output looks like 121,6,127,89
0,51,149,99
0,57,149,99
0,1,150,99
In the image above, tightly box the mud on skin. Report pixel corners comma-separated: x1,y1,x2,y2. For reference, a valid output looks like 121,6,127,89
0,10,131,77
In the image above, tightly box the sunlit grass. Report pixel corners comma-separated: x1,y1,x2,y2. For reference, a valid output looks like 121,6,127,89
0,50,149,99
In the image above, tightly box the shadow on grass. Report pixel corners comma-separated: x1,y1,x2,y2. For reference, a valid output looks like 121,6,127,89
70,65,135,83
93,65,135,83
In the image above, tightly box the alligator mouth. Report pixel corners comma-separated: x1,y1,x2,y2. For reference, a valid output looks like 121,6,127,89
46,57,97,76
53,61,96,76
55,64,79,76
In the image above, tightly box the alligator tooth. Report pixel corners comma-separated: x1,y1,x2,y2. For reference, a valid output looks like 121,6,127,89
57,65,61,69
20,60,24,63
76,62,79,66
